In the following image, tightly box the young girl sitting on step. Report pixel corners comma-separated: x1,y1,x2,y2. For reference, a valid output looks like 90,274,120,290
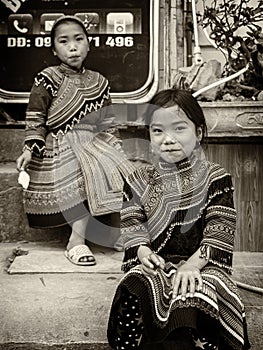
107,88,250,350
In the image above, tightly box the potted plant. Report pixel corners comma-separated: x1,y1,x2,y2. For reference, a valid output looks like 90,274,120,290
201,0,263,102
178,0,263,139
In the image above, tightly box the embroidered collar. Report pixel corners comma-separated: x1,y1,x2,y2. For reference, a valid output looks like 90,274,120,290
157,153,197,172
59,63,86,75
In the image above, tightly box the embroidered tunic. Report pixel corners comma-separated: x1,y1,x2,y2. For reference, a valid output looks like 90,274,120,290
121,155,236,272
107,156,250,350
23,64,134,227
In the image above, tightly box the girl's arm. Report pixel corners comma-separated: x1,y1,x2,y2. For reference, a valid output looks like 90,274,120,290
172,172,236,300
24,82,50,155
16,82,50,171
121,168,161,273
121,200,150,272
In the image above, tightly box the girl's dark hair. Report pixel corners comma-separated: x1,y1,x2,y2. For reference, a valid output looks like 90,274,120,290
50,15,89,49
145,88,207,143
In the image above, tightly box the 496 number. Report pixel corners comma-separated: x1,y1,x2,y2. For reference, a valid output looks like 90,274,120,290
105,36,134,47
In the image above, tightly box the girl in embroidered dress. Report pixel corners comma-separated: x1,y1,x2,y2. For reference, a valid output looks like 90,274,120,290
107,89,250,350
16,15,134,265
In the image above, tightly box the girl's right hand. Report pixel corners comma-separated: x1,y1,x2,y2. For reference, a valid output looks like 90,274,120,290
16,150,32,171
137,245,165,276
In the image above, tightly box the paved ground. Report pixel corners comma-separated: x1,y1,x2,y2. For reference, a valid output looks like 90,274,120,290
0,242,122,350
0,242,262,350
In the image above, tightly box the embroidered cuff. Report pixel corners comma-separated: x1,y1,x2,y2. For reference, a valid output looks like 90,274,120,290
23,144,33,153
24,141,46,157
200,244,233,273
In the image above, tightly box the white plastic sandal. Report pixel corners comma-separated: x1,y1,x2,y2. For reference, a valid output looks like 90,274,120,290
65,244,96,266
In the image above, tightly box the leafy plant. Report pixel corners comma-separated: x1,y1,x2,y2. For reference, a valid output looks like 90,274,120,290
201,0,263,100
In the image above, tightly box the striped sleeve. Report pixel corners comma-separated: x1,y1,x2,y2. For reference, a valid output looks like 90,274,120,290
200,168,236,273
121,167,152,271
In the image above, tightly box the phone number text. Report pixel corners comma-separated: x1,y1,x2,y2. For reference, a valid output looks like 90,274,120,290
7,36,134,48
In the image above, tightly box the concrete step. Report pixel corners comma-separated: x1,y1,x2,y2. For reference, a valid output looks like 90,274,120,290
0,162,70,243
0,244,262,350
0,128,24,162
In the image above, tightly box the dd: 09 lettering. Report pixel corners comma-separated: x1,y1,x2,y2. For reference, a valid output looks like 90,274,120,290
35,37,51,47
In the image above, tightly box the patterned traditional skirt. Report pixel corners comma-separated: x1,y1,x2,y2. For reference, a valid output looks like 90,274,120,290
107,263,250,350
23,123,135,228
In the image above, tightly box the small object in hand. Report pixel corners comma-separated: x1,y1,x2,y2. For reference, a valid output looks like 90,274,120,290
148,253,161,270
18,170,30,189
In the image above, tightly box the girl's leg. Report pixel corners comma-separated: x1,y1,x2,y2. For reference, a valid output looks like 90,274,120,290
113,288,144,350
67,215,92,262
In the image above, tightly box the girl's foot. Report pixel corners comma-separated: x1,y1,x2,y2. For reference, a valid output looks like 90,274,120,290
66,216,91,263
65,244,96,266
66,232,85,252
66,234,92,264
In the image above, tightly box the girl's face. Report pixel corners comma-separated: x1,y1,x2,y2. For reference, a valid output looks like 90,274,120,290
150,105,202,163
53,21,89,70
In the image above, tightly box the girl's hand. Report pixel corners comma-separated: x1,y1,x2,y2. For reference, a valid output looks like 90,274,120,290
137,245,165,276
16,150,32,171
172,261,203,300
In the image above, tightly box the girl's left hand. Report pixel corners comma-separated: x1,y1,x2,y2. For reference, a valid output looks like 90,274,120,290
16,150,32,171
172,262,203,300
137,246,165,276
